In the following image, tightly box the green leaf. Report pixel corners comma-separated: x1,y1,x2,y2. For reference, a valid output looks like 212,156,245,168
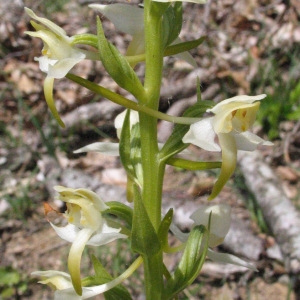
83,255,132,300
164,36,206,57
0,267,20,286
158,208,173,250
162,3,182,48
97,17,145,98
163,225,208,299
131,185,161,256
119,110,136,182
159,100,214,161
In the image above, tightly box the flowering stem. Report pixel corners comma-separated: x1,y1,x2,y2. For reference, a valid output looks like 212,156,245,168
138,1,167,299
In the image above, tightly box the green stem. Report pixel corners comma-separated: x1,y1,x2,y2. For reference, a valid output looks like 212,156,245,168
66,73,201,125
139,2,166,299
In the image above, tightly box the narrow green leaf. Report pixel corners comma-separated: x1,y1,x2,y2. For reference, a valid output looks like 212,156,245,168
164,36,206,57
158,208,173,250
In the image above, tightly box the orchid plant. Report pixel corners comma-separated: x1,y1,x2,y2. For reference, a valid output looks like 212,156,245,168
25,1,272,299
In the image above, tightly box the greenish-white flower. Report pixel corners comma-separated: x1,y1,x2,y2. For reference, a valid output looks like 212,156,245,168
32,270,131,300
51,186,127,296
183,94,273,199
24,8,86,127
171,204,256,270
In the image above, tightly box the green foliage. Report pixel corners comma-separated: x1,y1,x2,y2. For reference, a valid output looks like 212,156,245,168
257,80,300,140
36,0,70,15
0,267,28,299
253,47,300,140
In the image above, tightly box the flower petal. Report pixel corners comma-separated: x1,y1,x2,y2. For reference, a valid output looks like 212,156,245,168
31,270,73,290
89,4,144,36
208,94,266,115
210,101,260,134
74,142,120,156
182,117,221,151
68,228,94,295
50,223,79,243
87,222,127,246
190,204,231,247
25,7,67,37
47,55,85,78
234,131,273,151
208,133,237,200
207,249,257,271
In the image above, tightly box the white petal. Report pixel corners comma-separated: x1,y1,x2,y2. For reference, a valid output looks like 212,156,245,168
74,142,120,156
207,249,257,271
50,223,79,243
47,56,85,78
182,118,221,151
87,222,127,246
190,204,231,247
31,271,73,290
234,131,273,151
55,288,82,300
89,4,144,36
34,56,57,73
208,94,266,114
25,8,67,38
169,222,189,242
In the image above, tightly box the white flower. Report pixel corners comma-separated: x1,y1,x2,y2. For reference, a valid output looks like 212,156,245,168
171,204,256,270
183,94,273,199
51,186,127,296
31,270,120,300
190,204,231,248
25,8,86,127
